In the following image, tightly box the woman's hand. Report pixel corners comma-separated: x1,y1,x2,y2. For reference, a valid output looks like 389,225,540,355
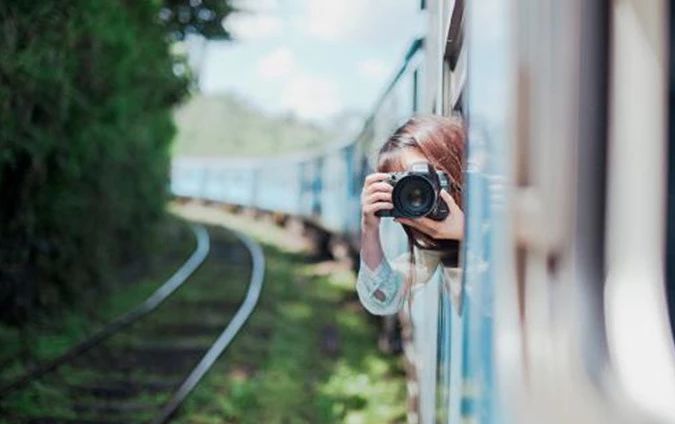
361,172,393,230
396,189,464,240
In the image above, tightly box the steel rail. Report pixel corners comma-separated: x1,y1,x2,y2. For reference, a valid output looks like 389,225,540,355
151,228,265,424
0,224,210,397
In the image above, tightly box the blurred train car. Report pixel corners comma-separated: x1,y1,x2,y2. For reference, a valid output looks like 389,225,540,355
172,0,675,423
463,0,675,423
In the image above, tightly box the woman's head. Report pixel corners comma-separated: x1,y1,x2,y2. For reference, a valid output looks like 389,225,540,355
377,114,465,252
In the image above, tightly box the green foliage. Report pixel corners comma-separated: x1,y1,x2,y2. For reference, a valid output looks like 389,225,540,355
160,0,236,41
173,94,338,157
0,1,190,324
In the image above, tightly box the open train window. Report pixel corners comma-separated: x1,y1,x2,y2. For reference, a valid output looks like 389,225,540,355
444,0,464,71
441,0,466,116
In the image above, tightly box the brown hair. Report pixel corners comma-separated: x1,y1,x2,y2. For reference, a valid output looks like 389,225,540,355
376,114,465,297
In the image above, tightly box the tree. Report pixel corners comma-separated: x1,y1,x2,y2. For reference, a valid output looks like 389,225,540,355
159,0,237,41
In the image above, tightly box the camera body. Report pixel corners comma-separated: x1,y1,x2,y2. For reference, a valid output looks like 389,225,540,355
375,162,450,221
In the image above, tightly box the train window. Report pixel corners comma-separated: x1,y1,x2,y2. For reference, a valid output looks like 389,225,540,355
454,92,464,116
441,0,466,116
444,0,464,71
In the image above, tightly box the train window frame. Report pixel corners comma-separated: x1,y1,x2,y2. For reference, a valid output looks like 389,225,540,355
435,1,468,422
444,0,464,71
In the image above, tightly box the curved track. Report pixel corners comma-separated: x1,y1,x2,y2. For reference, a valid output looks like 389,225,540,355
0,223,266,424
152,229,265,424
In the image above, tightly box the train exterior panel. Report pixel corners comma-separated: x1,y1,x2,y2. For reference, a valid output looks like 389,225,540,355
317,144,351,233
255,159,302,215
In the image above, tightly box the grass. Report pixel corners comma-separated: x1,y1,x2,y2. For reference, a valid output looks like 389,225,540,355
172,203,406,424
0,216,195,390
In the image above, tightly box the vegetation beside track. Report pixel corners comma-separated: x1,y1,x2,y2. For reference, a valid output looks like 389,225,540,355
0,218,243,423
0,0,238,326
1,1,176,325
0,207,406,423
0,217,195,386
173,204,407,424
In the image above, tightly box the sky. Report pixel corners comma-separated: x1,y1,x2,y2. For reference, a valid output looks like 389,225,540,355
191,0,425,124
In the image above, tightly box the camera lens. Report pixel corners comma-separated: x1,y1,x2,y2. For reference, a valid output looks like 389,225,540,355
393,176,435,217
407,187,425,208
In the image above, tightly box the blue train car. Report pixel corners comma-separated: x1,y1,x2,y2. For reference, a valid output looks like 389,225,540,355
317,143,353,234
255,156,303,215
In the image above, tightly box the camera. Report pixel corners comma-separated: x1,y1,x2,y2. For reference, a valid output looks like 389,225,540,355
375,162,450,221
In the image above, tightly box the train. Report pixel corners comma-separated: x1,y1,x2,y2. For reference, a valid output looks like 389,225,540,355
172,0,675,423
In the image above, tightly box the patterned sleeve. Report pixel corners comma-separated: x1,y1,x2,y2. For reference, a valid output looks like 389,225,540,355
355,256,407,316
355,248,442,316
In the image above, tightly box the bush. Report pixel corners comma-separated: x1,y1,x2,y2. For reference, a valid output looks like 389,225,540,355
0,1,188,324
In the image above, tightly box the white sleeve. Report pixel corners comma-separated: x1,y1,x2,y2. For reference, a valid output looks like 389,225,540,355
355,256,406,316
355,248,443,315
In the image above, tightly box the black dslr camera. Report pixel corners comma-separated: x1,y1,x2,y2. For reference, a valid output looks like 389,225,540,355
375,162,450,221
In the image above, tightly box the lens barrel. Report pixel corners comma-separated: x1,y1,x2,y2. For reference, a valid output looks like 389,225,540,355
392,175,436,218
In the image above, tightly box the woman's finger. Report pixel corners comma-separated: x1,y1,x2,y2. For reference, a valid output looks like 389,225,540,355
439,189,458,208
365,173,390,184
365,202,394,214
418,218,440,235
414,217,439,229
398,218,427,234
366,191,392,204
365,181,393,194
397,217,435,233
400,217,445,238
396,217,414,226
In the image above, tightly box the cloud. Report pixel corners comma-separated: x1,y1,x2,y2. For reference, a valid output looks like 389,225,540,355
357,58,391,80
257,47,295,79
301,0,421,45
305,1,369,41
281,73,342,121
231,0,281,13
223,12,283,40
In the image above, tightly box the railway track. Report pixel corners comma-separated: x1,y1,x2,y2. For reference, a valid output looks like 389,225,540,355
0,223,265,424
